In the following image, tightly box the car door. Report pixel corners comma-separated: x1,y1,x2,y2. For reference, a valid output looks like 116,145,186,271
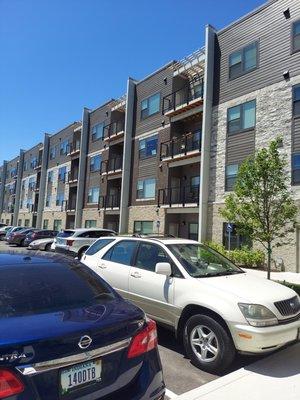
98,240,138,299
128,242,177,326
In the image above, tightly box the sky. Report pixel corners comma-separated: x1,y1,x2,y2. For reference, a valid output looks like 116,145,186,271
0,0,265,162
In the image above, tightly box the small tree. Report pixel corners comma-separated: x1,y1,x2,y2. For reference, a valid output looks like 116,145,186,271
220,139,298,279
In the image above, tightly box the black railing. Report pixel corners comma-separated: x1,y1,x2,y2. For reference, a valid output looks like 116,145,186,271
67,198,77,211
160,131,201,159
28,203,38,213
162,77,204,114
158,185,200,207
103,120,125,140
98,194,120,209
67,170,79,182
67,140,81,155
100,157,123,174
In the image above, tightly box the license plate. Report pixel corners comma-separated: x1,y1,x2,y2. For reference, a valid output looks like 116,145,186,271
60,360,102,395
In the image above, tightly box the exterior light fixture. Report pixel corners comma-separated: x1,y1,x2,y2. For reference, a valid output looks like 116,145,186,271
283,8,290,19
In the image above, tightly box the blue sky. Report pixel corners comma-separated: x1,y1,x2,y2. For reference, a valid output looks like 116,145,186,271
0,0,264,162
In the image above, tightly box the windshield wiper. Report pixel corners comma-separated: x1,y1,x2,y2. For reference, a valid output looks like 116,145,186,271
194,270,244,278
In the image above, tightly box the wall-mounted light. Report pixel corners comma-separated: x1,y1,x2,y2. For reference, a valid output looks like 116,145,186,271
106,111,109,117
283,8,290,19
283,70,290,80
161,120,165,126
163,77,168,85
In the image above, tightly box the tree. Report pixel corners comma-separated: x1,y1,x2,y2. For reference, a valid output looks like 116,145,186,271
220,139,298,279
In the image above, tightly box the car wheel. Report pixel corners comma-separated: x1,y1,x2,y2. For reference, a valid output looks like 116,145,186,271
45,243,52,252
19,239,25,247
183,314,235,373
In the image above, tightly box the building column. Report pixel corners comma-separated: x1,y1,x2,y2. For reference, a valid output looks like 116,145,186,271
0,161,8,219
36,133,50,228
13,149,25,226
75,108,89,228
119,77,136,234
199,24,217,242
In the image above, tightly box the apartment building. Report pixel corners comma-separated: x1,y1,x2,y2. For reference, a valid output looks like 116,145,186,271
1,0,300,271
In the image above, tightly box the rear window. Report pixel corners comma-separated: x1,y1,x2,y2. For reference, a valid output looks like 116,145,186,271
0,263,115,317
78,231,115,238
57,230,75,238
85,238,116,256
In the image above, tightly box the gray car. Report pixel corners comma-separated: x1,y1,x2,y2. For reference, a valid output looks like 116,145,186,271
28,237,55,251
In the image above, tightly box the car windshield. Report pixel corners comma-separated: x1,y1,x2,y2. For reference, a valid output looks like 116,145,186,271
167,243,244,278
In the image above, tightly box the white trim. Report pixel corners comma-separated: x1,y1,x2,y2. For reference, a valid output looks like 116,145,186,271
87,148,107,158
135,124,171,140
165,388,178,399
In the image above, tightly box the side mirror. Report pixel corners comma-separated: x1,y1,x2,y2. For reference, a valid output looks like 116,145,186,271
155,262,172,277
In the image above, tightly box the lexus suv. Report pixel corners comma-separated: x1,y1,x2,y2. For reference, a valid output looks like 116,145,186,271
0,251,165,399
82,236,300,373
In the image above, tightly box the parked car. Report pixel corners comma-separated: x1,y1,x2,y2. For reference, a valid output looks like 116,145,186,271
8,228,37,246
5,226,26,242
0,222,7,228
0,225,12,240
82,236,300,373
0,251,165,399
55,229,116,259
24,229,58,247
28,237,55,251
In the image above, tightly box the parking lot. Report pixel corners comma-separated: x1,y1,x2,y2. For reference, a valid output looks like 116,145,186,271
0,240,264,398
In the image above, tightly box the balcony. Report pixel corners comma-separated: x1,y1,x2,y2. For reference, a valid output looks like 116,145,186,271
100,156,123,175
103,120,125,142
66,198,77,212
160,131,201,162
33,158,42,170
67,140,81,156
28,204,38,213
158,185,199,208
67,171,79,184
162,77,204,117
98,194,120,210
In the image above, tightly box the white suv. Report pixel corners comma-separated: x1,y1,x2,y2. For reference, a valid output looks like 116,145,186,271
54,228,116,259
82,236,300,373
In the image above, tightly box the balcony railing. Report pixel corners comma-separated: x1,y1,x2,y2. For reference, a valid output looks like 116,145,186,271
98,194,120,210
158,185,199,207
67,140,81,156
100,156,123,174
160,131,201,160
162,77,204,115
66,198,77,211
28,204,38,213
67,170,79,183
103,120,125,141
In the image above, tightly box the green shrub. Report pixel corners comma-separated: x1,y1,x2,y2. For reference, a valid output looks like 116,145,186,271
279,281,300,296
205,242,265,268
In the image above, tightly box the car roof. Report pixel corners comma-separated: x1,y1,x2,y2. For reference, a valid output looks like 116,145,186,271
63,228,114,232
0,251,80,267
96,236,198,245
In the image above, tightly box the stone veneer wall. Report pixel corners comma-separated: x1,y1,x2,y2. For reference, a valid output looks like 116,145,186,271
81,209,104,228
128,205,166,235
208,76,300,272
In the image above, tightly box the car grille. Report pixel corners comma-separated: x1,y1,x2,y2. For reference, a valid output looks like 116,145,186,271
274,296,300,317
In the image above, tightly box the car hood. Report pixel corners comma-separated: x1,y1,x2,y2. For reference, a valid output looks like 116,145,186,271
197,272,297,303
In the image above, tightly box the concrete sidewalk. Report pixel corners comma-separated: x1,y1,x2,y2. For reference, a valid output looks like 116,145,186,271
243,268,300,285
176,343,300,400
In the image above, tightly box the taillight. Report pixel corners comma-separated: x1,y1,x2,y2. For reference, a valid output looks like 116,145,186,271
127,319,158,359
0,369,24,398
67,239,74,246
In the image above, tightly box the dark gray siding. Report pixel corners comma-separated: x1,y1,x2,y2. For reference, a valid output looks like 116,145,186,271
88,101,114,154
226,130,256,164
292,118,300,152
214,0,300,105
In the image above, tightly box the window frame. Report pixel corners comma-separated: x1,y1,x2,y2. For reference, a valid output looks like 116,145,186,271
60,140,68,156
139,135,158,160
292,154,300,185
133,221,153,235
228,41,259,81
227,100,256,135
292,19,300,54
87,187,100,204
225,164,239,192
293,84,300,118
58,166,67,183
90,155,102,172
91,122,105,142
136,178,156,200
140,93,161,120
102,240,138,266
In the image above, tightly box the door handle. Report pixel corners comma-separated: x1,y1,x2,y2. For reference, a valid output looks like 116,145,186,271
99,263,107,269
130,271,141,278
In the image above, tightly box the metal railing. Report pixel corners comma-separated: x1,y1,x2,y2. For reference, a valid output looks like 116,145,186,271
162,77,204,114
98,194,120,209
160,131,201,159
103,120,125,140
67,170,79,182
158,185,200,207
67,140,81,155
66,198,77,211
100,156,123,174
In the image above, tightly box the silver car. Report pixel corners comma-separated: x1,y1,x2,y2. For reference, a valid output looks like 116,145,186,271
54,228,116,259
28,237,55,251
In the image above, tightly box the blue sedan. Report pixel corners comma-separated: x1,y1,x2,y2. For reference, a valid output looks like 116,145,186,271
0,252,165,399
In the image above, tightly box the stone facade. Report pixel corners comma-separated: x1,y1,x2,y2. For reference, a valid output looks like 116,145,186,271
81,208,104,228
128,205,166,235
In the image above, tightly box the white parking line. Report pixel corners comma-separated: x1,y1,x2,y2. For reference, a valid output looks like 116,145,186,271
165,388,178,399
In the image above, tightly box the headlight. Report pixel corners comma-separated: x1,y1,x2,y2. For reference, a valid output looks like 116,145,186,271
238,303,278,327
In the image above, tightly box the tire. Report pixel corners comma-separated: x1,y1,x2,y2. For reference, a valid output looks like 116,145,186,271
183,314,235,374
19,239,25,247
45,243,52,252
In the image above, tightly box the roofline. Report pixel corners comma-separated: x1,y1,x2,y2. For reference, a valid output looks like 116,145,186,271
89,99,116,115
23,142,44,155
136,60,176,86
217,0,277,35
49,121,82,140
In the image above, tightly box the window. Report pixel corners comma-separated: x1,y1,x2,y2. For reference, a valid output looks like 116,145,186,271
139,135,158,159
102,240,137,266
23,161,28,171
43,219,49,229
292,154,300,185
18,219,22,226
85,220,97,228
87,187,100,203
92,123,105,141
191,176,200,188
134,221,153,234
90,155,101,172
141,93,160,119
135,243,170,272
229,42,258,79
293,20,300,53
60,140,68,155
49,146,56,160
30,156,38,169
222,223,251,250
53,219,62,231
24,219,30,227
293,85,300,117
48,171,53,183
56,192,64,206
136,178,156,199
45,194,51,207
227,100,256,134
85,238,116,256
58,166,67,182
225,164,239,191
28,177,35,191
189,223,198,241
